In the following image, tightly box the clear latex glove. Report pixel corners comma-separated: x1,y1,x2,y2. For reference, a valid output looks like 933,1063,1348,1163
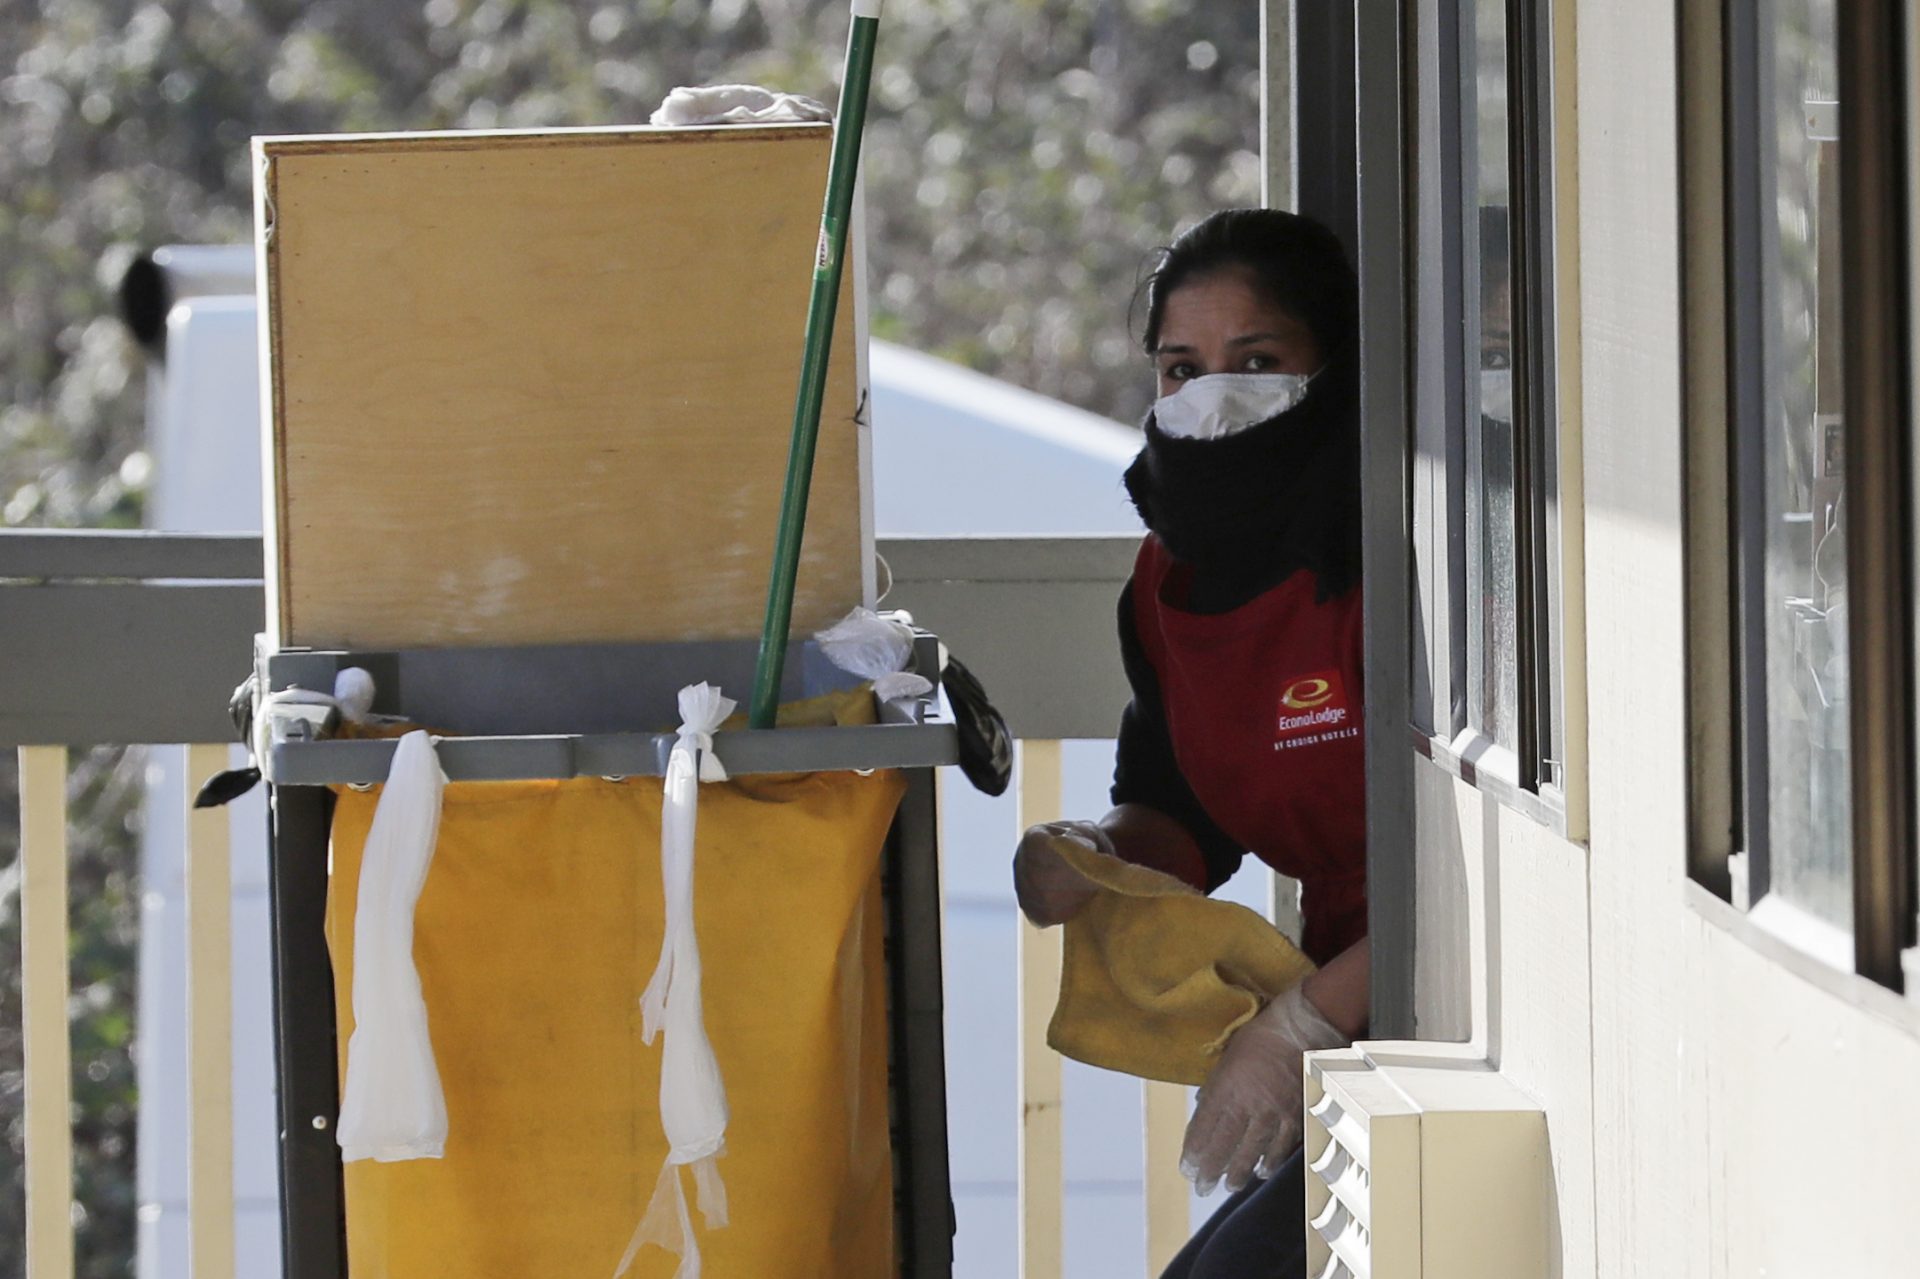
1011,820,1115,927
1179,985,1349,1196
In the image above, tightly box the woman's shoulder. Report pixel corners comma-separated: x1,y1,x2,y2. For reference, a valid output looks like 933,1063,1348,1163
1132,531,1170,569
1126,532,1179,595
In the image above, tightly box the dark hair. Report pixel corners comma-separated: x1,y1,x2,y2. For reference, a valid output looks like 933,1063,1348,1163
1137,209,1358,357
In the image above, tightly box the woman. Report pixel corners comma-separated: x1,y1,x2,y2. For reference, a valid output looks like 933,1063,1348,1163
1011,208,1369,1279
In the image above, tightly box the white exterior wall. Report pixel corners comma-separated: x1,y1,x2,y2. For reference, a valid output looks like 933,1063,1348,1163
1413,772,1597,1277
1412,1,1920,1275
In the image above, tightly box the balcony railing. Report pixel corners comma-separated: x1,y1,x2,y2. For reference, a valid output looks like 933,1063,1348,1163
2,528,1195,1277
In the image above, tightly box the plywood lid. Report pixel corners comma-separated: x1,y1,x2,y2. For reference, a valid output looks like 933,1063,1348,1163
255,124,869,650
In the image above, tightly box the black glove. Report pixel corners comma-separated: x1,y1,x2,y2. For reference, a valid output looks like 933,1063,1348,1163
941,654,1012,797
194,674,261,809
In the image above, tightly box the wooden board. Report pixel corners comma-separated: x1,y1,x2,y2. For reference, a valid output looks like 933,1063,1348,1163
253,124,867,649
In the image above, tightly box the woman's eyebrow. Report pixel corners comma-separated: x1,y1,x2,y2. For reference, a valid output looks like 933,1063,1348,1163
1152,343,1196,356
1226,332,1290,347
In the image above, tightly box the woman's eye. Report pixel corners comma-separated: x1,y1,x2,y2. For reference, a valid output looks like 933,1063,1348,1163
1240,353,1278,372
1162,362,1197,382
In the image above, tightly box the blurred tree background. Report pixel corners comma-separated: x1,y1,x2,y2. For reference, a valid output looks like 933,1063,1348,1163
0,0,1263,1272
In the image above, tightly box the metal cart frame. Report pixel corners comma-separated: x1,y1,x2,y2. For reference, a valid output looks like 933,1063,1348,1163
257,634,958,1278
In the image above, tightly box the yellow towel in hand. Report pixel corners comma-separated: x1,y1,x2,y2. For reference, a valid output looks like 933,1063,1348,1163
1046,837,1317,1086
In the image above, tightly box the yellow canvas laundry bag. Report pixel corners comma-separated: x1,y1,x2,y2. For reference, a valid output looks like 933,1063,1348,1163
1046,836,1317,1087
326,712,906,1276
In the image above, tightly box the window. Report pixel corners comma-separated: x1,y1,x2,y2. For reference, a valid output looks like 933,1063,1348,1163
1687,0,1914,987
1748,0,1851,933
1466,0,1522,760
1408,0,1570,827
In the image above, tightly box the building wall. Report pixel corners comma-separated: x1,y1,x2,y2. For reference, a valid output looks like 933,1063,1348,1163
1413,0,1920,1275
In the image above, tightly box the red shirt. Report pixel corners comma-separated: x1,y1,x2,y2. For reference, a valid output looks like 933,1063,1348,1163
1126,535,1368,965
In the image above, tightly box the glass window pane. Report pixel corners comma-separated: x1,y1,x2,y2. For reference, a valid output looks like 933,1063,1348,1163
1466,0,1519,753
1759,0,1850,928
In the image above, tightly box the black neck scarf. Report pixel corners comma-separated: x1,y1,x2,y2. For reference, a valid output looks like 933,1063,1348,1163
1123,350,1362,611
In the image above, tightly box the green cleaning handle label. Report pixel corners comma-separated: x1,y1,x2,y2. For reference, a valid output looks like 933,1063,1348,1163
815,219,841,276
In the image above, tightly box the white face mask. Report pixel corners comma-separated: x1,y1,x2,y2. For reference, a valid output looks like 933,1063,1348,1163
1480,367,1514,425
1153,371,1317,441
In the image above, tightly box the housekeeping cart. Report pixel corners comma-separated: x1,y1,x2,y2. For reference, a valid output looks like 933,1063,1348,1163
243,119,958,1278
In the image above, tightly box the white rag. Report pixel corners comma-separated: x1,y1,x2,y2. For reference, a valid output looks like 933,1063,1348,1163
649,84,832,127
336,730,449,1162
614,684,737,1279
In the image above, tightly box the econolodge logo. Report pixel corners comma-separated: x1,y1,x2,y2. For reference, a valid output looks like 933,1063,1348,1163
1275,669,1352,744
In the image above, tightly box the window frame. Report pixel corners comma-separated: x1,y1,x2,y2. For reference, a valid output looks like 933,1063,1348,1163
1682,0,1917,992
1408,0,1575,835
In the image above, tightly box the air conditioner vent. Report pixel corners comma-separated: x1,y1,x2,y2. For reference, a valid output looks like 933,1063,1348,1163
1302,1043,1548,1279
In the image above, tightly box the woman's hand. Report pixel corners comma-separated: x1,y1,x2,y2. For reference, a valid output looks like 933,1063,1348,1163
1179,985,1349,1196
1011,820,1115,927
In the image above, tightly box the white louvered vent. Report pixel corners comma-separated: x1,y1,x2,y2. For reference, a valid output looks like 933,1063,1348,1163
1303,1043,1548,1279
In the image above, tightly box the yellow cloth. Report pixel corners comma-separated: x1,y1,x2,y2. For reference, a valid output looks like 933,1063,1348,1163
1045,837,1317,1086
325,687,904,1278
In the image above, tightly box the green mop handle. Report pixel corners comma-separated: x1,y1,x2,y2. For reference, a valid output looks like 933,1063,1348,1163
749,0,883,729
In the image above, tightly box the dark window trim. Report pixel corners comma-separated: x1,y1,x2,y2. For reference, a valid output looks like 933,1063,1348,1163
1507,0,1560,793
1441,0,1471,745
1354,0,1417,1041
1723,0,1774,899
1838,0,1915,988
1678,0,1737,896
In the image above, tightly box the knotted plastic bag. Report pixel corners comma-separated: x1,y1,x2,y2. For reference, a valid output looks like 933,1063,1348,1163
614,683,736,1279
336,729,449,1162
649,85,831,127
815,608,934,704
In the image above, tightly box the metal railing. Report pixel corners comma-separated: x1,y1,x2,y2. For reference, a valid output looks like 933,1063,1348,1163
3,529,1192,1278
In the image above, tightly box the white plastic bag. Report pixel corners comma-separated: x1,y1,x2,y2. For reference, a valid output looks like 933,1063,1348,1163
336,730,449,1162
650,84,831,127
815,607,934,704
614,683,736,1279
